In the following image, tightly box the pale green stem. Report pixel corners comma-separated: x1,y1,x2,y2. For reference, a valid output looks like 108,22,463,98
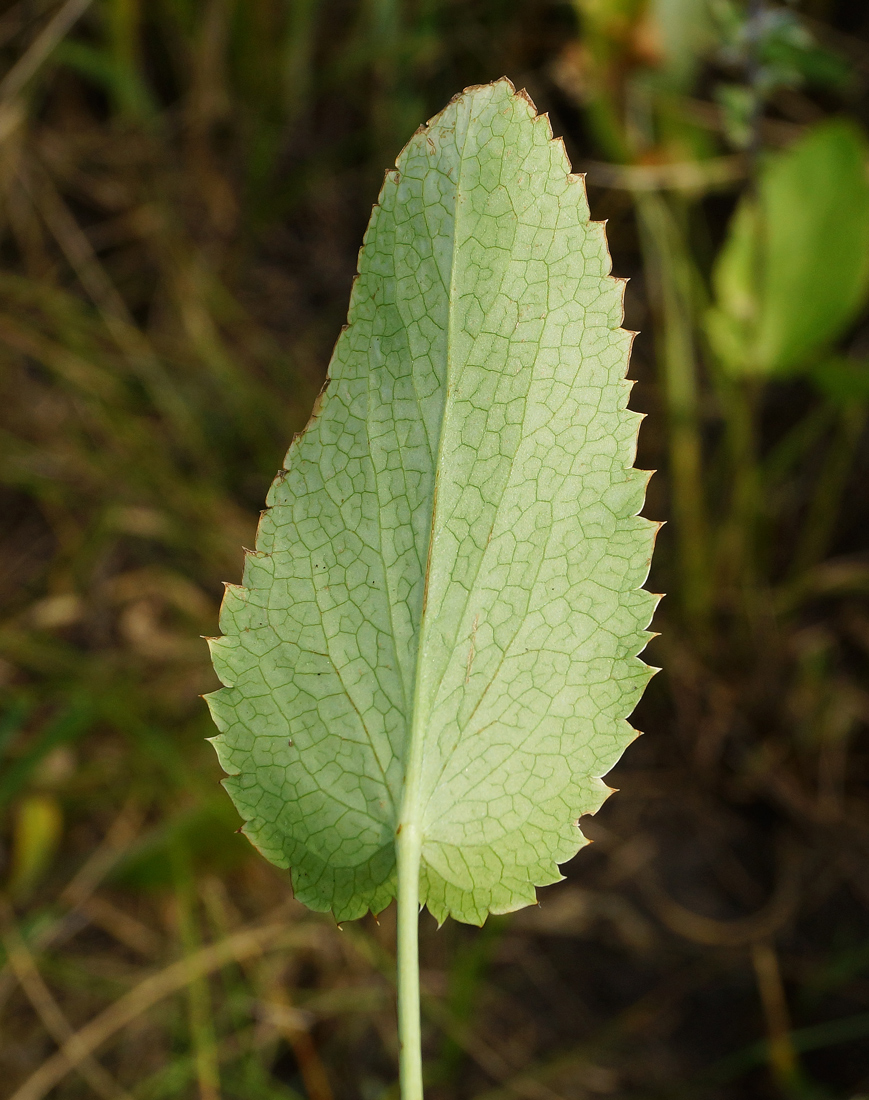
396,823,424,1100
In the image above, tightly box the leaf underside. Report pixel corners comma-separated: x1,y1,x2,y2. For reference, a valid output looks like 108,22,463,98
206,78,658,925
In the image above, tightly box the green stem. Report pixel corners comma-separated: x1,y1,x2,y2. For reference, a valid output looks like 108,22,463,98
715,375,761,600
635,192,709,626
789,402,867,579
762,403,834,487
396,823,424,1100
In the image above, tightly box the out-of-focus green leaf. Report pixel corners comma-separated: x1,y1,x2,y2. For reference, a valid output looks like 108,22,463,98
707,120,869,377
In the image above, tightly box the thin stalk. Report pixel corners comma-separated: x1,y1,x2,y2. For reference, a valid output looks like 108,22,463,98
282,0,320,123
762,403,834,487
172,847,221,1100
715,375,761,599
396,823,424,1100
788,402,867,579
635,191,709,626
750,940,810,1099
369,0,402,165
0,0,95,103
432,916,506,1084
106,0,153,119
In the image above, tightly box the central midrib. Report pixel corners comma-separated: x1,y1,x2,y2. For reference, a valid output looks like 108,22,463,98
396,95,473,855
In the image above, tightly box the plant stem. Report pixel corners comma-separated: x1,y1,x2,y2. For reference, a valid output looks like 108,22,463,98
750,940,809,1098
716,375,761,600
788,402,867,579
396,822,424,1100
635,191,709,626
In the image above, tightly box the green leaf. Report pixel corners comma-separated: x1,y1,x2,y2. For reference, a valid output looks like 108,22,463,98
205,79,658,926
707,119,869,377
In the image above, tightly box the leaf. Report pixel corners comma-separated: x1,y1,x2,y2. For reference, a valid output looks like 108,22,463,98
706,120,869,377
205,79,658,926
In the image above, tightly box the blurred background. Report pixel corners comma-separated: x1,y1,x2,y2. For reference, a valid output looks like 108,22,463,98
1,0,869,1098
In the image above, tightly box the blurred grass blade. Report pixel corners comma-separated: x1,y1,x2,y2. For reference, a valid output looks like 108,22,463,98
0,0,95,103
9,920,318,1100
0,700,31,761
172,845,222,1100
282,0,321,121
1,909,136,1100
7,795,63,899
0,704,92,811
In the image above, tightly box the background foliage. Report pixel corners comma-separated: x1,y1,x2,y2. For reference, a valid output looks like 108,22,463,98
1,1,869,1098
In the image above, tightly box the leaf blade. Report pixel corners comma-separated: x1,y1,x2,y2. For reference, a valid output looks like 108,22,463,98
206,79,657,924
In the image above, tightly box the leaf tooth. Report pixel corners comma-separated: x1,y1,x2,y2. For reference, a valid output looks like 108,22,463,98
346,271,361,308
610,279,632,324
649,518,666,550
253,509,273,547
538,111,556,141
217,581,249,634
373,168,399,208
